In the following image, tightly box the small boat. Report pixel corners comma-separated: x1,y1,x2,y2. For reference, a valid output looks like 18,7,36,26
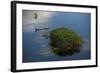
35,27,49,32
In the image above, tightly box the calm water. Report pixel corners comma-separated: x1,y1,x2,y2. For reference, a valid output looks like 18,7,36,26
23,12,91,63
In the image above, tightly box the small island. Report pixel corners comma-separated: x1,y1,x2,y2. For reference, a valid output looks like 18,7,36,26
50,27,84,56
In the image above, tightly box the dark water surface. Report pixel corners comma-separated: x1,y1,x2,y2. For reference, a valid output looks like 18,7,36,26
23,12,91,63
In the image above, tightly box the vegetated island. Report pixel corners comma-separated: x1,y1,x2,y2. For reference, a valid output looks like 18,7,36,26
50,27,84,56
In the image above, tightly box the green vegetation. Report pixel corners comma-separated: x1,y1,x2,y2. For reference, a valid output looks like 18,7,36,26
50,27,84,56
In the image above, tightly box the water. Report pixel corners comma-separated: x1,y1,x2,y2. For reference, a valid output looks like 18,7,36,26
22,11,91,63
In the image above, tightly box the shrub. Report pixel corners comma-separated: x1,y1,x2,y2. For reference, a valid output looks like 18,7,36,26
50,27,84,56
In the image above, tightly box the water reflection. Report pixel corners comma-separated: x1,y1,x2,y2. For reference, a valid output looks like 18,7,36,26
23,27,90,62
51,46,82,56
35,27,49,39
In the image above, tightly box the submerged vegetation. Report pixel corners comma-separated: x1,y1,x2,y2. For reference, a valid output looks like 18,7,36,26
50,27,84,56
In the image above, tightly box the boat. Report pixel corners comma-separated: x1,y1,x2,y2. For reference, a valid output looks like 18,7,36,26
35,27,49,32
